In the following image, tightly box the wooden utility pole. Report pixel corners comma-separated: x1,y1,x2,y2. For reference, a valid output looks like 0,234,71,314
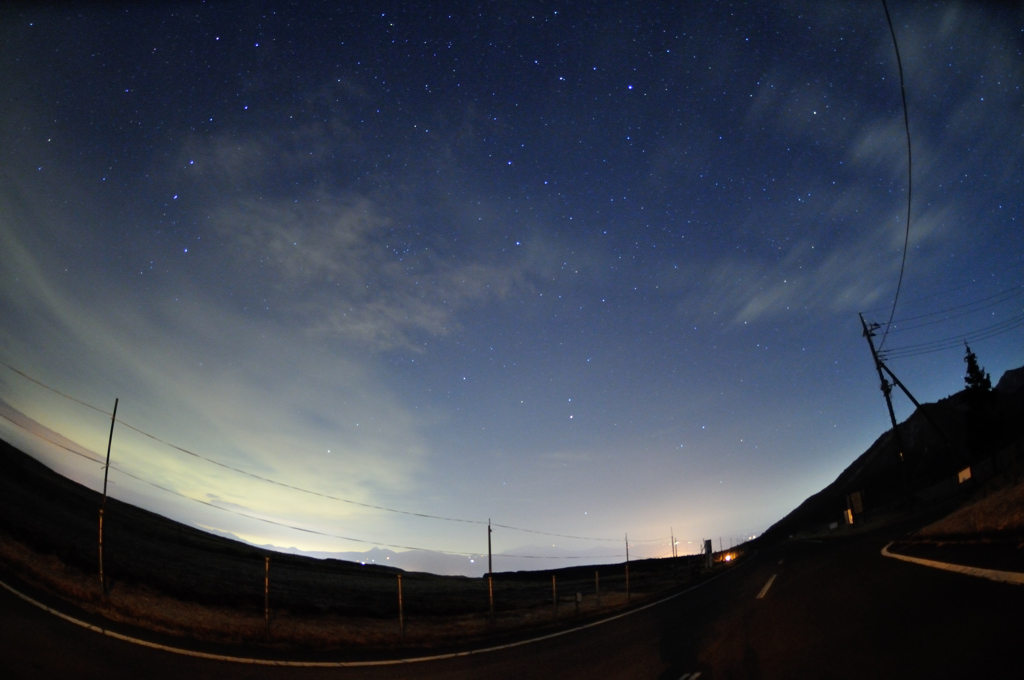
487,520,494,617
98,398,118,598
878,361,963,463
860,314,909,499
625,534,630,601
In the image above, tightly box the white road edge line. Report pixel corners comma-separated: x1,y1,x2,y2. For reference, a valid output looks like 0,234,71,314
880,542,1024,585
0,561,745,667
755,574,777,599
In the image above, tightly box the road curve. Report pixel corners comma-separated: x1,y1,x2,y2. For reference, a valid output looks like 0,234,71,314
3,532,1023,679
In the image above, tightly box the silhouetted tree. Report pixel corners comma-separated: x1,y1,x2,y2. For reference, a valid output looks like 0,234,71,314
963,342,991,393
963,343,994,462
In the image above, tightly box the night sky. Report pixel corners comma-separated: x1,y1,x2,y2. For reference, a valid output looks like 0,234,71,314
1,2,1022,574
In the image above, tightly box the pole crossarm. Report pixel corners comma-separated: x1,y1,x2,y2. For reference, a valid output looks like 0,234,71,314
860,315,909,498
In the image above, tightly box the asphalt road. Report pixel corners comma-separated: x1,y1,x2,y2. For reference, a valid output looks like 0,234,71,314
2,531,1021,679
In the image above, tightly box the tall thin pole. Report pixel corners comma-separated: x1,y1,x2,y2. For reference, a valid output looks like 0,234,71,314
99,398,118,598
625,533,630,601
878,361,963,462
552,574,557,615
487,520,494,617
860,314,909,499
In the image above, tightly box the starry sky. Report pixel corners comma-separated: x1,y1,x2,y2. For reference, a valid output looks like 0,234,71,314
1,1,1022,575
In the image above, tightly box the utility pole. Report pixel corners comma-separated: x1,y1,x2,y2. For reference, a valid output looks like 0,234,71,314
878,361,964,464
98,398,118,598
860,314,909,501
625,534,630,601
487,520,494,617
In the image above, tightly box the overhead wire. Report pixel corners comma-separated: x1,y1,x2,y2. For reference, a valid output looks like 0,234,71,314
879,285,1024,334
0,359,668,545
0,408,633,559
879,313,1024,360
859,264,1023,317
877,0,913,352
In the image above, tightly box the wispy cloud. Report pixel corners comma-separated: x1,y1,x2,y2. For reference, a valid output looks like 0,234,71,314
0,203,431,516
212,193,524,351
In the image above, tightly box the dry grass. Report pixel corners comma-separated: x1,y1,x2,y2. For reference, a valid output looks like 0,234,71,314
0,440,708,651
0,528,663,650
916,478,1024,539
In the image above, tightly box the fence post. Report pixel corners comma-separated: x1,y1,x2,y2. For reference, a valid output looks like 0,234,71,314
552,574,557,616
264,556,270,633
397,574,405,637
595,570,600,607
97,508,105,596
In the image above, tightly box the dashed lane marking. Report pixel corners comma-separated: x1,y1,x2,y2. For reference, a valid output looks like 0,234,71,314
756,574,777,599
678,673,701,680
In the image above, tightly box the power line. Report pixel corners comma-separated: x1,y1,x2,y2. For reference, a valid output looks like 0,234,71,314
0,408,642,560
879,285,1024,334
0,359,667,544
859,265,1023,316
0,411,105,465
880,313,1024,360
877,0,913,352
0,361,109,416
881,313,1024,355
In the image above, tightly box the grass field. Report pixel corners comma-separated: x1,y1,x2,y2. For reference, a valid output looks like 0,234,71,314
0,438,723,650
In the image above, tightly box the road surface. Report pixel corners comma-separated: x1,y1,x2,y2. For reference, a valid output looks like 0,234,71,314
2,530,1021,679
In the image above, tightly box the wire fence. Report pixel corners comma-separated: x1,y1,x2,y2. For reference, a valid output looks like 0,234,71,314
0,425,721,633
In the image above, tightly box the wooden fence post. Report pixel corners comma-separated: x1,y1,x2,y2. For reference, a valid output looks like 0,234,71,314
397,573,405,637
552,574,557,616
595,570,600,607
264,556,270,633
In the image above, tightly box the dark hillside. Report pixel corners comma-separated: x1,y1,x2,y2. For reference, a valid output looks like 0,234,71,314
0,435,700,627
760,364,1024,541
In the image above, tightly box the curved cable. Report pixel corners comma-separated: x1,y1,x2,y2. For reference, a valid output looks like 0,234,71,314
877,0,913,351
